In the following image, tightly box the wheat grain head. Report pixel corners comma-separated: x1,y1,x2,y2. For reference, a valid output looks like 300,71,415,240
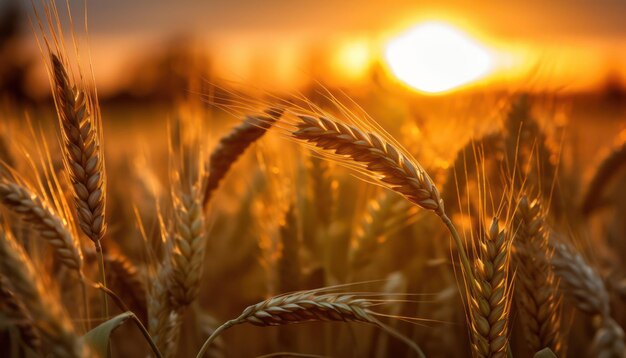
50,54,106,245
0,180,83,272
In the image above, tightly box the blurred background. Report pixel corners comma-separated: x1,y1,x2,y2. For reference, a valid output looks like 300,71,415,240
0,0,623,158
0,0,622,185
2,0,626,101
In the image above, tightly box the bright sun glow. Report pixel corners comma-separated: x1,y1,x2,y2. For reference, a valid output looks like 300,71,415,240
385,22,494,94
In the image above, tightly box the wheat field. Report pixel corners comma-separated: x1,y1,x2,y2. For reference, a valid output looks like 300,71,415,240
1,1,626,358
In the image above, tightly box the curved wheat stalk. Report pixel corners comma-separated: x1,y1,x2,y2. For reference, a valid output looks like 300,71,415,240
591,317,626,358
0,180,82,272
551,240,626,357
85,249,148,323
0,229,85,357
195,306,226,358
581,138,626,216
275,111,474,287
293,114,443,215
0,276,42,352
513,196,562,354
470,218,512,358
196,289,425,358
551,241,610,316
202,108,283,207
349,190,415,273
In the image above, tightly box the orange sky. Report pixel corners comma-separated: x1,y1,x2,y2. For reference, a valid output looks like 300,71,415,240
18,0,626,95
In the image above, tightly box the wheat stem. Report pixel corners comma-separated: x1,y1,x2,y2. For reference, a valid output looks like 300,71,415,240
80,277,90,331
196,319,238,358
95,241,109,320
442,214,475,285
96,284,163,358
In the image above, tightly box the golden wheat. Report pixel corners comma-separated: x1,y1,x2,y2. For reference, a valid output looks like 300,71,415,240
293,114,444,215
203,107,283,206
469,218,511,358
197,289,425,358
0,229,85,357
50,54,107,245
513,196,562,354
170,184,206,307
0,276,41,352
0,180,83,272
277,203,301,294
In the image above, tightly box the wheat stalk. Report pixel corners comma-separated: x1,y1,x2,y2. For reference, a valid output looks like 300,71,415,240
590,317,626,358
0,180,83,272
50,54,106,244
195,307,226,358
503,96,560,215
349,190,414,273
50,52,109,318
581,137,626,216
293,114,443,215
551,241,610,316
196,289,425,358
550,240,626,357
148,266,183,358
441,133,504,216
277,203,301,294
170,184,206,307
307,155,335,228
469,218,511,358
513,196,562,354
284,112,475,287
0,276,42,352
202,108,283,207
85,249,148,322
0,229,85,357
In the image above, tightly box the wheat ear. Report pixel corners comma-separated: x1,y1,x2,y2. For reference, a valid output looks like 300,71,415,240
277,203,301,294
170,183,206,307
294,115,443,214
590,317,626,358
0,180,82,272
0,229,85,357
307,155,335,227
50,54,106,244
349,190,413,273
513,196,562,354
581,138,626,216
0,276,42,352
50,53,109,317
148,267,183,358
470,218,511,358
202,107,283,206
288,113,474,284
441,133,503,215
551,241,610,316
503,96,559,215
196,290,425,358
551,241,625,357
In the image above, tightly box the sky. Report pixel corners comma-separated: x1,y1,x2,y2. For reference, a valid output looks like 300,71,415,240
58,0,626,41
11,0,626,95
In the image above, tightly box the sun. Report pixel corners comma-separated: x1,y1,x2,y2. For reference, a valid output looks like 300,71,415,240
385,22,494,94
